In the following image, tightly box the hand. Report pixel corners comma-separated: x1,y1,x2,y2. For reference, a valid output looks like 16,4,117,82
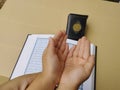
42,31,69,84
26,31,69,90
0,31,69,90
57,37,95,90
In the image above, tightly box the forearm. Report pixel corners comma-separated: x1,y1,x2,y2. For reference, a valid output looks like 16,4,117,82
0,80,19,90
26,72,56,90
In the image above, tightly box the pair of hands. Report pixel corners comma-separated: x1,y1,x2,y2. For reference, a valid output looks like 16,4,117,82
43,31,95,90
32,31,95,90
0,31,95,90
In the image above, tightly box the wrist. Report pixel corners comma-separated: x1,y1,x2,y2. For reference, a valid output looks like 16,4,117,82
27,72,57,90
38,72,57,86
57,82,78,90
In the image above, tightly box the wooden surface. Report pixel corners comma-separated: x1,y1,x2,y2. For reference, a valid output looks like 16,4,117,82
0,0,120,90
0,75,8,85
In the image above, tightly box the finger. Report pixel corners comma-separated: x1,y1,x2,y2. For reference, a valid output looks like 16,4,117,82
73,39,81,57
83,39,90,60
53,31,63,46
67,45,76,58
85,55,95,74
60,35,67,53
78,36,87,57
63,43,69,61
57,31,66,49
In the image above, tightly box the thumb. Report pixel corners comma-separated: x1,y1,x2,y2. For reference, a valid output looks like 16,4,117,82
88,55,95,68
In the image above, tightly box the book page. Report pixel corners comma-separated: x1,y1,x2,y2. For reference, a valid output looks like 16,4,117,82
24,38,48,74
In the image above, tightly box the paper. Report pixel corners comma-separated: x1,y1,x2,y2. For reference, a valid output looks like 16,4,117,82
25,38,48,74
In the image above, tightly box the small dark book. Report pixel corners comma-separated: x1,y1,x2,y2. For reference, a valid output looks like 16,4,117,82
66,14,88,41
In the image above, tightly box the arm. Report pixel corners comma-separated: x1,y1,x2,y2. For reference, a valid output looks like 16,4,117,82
0,31,69,90
0,73,38,90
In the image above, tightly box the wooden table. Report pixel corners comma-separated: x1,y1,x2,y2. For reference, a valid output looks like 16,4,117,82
0,0,120,90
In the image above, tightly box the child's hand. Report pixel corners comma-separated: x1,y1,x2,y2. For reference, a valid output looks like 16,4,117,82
57,37,95,90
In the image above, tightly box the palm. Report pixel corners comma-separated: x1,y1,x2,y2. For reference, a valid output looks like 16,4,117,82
59,37,95,89
60,56,91,87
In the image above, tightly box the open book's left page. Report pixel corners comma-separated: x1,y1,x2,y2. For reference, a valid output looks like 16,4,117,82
10,34,53,79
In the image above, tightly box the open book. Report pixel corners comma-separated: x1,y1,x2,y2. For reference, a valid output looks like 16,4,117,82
10,34,96,90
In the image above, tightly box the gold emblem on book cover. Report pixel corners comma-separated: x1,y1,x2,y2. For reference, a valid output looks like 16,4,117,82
73,22,81,33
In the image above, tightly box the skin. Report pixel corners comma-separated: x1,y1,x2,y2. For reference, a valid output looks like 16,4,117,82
26,31,69,90
0,73,39,90
0,31,69,90
57,37,95,90
0,31,95,90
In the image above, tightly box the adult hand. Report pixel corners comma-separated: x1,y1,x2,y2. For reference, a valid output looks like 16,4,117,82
0,31,69,90
42,31,69,84
57,37,95,90
26,31,69,90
